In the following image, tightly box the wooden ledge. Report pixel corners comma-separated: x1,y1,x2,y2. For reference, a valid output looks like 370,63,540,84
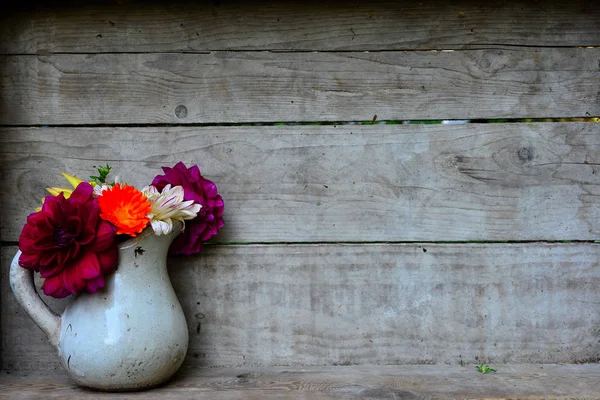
1,364,599,399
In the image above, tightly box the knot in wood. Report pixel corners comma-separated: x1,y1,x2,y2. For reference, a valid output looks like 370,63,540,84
517,146,535,163
175,104,188,119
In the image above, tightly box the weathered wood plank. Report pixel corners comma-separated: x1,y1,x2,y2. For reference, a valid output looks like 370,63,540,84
2,243,599,370
1,1,599,54
1,123,599,242
0,245,2,370
1,364,600,399
1,49,599,124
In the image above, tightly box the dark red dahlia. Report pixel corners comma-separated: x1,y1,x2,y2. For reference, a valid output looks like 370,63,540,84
18,182,118,298
151,162,224,255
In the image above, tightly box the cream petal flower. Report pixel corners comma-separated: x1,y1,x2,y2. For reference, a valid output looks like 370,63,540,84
142,184,201,235
93,175,121,197
150,219,173,236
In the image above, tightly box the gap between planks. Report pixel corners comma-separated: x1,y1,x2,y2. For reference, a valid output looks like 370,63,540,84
1,117,599,128
3,45,600,56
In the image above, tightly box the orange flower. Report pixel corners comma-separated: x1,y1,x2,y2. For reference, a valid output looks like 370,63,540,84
98,184,151,236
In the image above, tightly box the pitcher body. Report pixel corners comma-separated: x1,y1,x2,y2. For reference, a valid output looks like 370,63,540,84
10,222,189,391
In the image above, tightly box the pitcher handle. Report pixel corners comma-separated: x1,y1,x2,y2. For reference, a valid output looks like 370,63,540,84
10,250,61,350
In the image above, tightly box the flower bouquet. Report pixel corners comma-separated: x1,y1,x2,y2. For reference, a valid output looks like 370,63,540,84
10,161,224,390
17,161,224,298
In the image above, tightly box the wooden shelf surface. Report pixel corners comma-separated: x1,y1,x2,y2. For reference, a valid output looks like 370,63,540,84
1,364,599,399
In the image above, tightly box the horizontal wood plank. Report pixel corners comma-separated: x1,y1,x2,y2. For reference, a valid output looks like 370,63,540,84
1,49,599,124
2,243,599,370
1,123,599,242
1,364,600,399
1,1,599,53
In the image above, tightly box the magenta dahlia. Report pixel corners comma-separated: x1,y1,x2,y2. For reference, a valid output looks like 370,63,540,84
151,162,224,255
18,182,119,298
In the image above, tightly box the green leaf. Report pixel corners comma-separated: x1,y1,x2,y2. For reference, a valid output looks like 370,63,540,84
476,364,496,374
90,164,112,185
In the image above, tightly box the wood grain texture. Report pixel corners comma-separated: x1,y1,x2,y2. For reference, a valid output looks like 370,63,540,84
1,1,599,54
1,49,599,124
2,243,599,370
0,364,599,399
1,123,599,242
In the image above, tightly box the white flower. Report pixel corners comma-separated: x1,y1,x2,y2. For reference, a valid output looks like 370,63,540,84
141,184,201,235
93,175,121,197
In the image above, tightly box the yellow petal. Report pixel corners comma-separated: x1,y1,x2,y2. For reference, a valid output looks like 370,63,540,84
61,172,97,187
61,172,85,189
46,187,74,198
35,172,98,212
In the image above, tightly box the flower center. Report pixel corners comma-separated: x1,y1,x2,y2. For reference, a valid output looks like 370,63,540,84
53,227,76,248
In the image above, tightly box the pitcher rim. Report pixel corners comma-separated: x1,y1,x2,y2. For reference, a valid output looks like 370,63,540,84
118,220,184,250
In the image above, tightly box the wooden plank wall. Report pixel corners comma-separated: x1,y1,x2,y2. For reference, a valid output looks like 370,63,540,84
1,1,599,370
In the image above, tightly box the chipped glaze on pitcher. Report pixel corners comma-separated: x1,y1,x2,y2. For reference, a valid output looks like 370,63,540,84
10,221,188,391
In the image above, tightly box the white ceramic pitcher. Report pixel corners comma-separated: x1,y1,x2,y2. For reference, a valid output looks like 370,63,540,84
10,221,189,391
